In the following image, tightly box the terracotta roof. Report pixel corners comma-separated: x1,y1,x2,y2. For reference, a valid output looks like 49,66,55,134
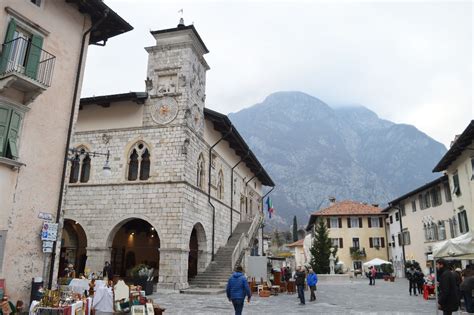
312,201,383,216
286,239,304,247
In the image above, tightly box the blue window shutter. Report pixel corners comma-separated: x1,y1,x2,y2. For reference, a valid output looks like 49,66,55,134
0,19,17,73
25,34,43,80
6,111,21,159
0,107,12,156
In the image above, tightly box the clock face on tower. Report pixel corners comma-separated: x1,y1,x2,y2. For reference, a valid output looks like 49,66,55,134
151,97,178,125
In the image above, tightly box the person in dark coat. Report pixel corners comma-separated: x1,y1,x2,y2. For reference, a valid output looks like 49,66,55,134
437,259,459,315
226,266,251,315
102,261,113,280
407,266,417,296
461,267,474,313
415,268,425,295
294,266,306,305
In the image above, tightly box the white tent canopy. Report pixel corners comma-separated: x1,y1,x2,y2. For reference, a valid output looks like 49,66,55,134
432,231,474,259
362,258,392,267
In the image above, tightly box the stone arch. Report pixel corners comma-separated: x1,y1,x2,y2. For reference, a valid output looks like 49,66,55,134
59,219,88,277
188,222,208,278
69,144,93,184
106,216,161,278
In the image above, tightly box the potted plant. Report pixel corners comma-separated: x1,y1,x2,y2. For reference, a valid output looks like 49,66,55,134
131,264,154,295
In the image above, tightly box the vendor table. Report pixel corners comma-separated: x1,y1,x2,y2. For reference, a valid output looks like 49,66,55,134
29,300,85,315
423,284,436,300
68,279,106,294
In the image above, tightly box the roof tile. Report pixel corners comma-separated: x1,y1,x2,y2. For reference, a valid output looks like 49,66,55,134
312,200,383,216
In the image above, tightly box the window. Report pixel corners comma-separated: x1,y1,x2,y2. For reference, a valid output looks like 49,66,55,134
330,238,340,248
400,204,406,216
437,221,446,241
0,105,23,160
69,147,91,184
444,181,452,202
329,217,340,228
369,217,381,228
348,217,361,228
217,170,224,200
449,218,456,238
452,172,461,196
402,230,411,245
418,194,424,210
411,200,417,212
430,187,442,207
353,261,362,270
391,234,396,247
352,238,360,249
127,142,150,181
424,192,431,209
395,212,399,221
211,153,217,168
389,215,393,224
424,223,438,241
196,154,205,189
0,19,45,81
369,237,385,248
398,233,402,246
30,0,42,6
458,209,469,234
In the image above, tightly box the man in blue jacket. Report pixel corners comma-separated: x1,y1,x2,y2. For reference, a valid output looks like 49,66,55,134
226,266,251,315
307,268,318,301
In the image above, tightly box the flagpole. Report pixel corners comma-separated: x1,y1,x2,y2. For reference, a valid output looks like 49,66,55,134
261,186,275,255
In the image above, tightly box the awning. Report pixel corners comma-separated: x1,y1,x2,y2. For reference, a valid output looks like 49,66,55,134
362,258,392,266
432,231,474,259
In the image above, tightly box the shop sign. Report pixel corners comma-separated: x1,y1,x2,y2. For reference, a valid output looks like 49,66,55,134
41,222,58,241
42,247,53,253
38,212,53,221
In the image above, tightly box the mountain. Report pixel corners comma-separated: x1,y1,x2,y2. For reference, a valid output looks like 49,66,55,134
228,91,447,228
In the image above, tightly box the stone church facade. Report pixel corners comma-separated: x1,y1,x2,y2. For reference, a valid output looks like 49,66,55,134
62,22,274,289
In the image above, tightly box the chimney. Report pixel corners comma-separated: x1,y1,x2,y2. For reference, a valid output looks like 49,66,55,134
372,203,379,207
450,134,460,147
329,196,336,206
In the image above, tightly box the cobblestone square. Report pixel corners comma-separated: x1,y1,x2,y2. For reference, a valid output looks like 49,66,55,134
149,278,437,314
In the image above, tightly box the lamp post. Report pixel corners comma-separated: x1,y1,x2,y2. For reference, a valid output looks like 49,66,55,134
68,147,112,177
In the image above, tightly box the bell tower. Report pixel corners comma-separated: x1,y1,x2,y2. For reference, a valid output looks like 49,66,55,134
144,19,209,134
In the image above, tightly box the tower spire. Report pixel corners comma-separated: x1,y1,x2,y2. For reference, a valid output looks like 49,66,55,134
178,9,185,28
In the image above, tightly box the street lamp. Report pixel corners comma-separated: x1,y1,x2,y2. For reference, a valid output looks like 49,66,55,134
68,147,111,177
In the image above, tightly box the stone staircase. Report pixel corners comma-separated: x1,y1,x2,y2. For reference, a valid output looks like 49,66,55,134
187,222,252,289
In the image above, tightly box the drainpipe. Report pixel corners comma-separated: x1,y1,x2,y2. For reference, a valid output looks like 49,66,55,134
230,151,250,237
260,186,275,255
209,127,233,261
393,204,406,277
48,10,110,289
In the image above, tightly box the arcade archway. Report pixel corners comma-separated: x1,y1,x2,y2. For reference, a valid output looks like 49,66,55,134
59,219,87,277
188,223,207,279
110,218,160,278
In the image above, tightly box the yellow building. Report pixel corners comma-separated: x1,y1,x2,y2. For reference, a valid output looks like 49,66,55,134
306,199,388,272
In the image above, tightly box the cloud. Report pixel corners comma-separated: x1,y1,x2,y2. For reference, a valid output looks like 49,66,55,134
82,0,473,146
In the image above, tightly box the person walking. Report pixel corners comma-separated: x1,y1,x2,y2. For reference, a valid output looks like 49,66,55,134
460,267,474,313
306,268,318,301
226,266,251,315
367,266,373,285
371,266,377,286
436,259,459,315
102,261,113,280
415,268,425,295
407,266,417,296
295,266,306,305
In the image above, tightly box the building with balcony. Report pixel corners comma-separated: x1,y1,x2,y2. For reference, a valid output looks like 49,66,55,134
305,198,388,272
383,175,455,276
62,20,274,290
0,0,132,301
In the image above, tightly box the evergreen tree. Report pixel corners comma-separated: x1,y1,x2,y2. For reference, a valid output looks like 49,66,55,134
309,218,332,274
292,216,298,242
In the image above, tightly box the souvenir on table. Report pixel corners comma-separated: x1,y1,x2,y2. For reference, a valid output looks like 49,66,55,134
131,305,145,315
145,303,154,315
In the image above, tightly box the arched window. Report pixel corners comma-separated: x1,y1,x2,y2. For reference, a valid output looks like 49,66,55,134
196,154,205,189
217,170,224,200
69,147,91,184
127,142,150,181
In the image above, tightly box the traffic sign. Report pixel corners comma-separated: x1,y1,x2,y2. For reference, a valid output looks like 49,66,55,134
41,221,58,241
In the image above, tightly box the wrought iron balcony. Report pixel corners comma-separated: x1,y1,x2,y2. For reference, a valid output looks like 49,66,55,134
350,247,367,258
0,37,56,103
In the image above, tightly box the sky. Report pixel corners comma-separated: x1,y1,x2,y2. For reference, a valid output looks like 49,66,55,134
81,0,473,148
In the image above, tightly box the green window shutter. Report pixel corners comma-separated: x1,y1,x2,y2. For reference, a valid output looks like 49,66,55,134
0,19,17,73
6,111,21,159
25,34,43,80
0,107,12,156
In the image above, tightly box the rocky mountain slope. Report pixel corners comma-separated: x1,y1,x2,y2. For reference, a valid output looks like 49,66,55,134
228,91,447,227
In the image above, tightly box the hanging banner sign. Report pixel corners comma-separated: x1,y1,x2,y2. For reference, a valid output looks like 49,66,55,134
38,212,53,221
